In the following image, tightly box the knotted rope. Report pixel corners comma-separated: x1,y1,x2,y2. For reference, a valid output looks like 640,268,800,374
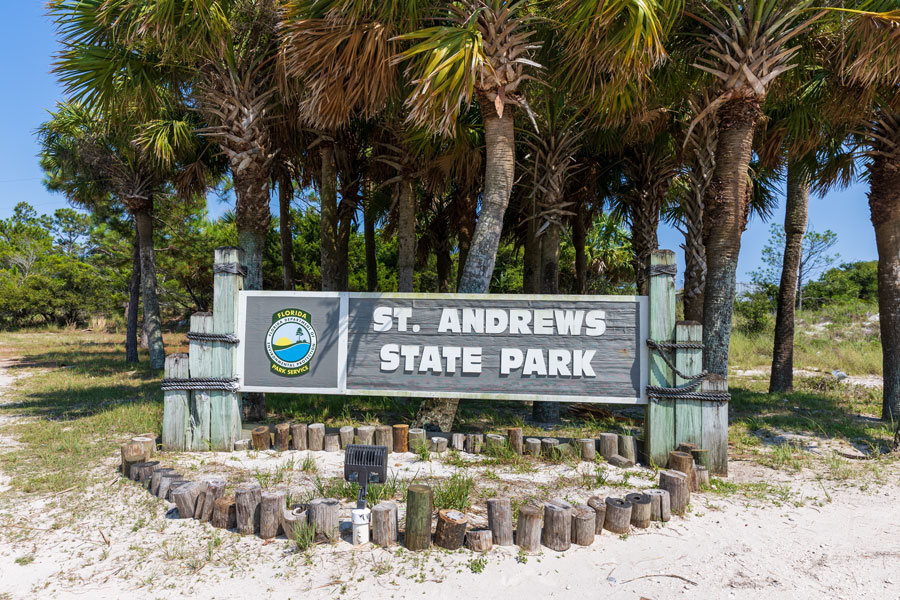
161,378,240,392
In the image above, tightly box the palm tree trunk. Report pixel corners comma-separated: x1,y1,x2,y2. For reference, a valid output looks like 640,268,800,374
363,184,378,292
233,169,270,292
458,100,516,293
436,216,452,293
133,206,165,370
868,153,900,421
631,195,661,297
278,173,295,290
573,198,586,294
319,142,340,292
769,160,809,393
398,178,416,292
523,200,541,294
533,224,561,423
456,194,476,292
702,98,761,376
125,228,140,364
682,188,706,323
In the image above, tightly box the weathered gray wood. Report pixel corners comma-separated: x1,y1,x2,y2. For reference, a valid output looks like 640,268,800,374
339,426,354,448
324,434,340,452
701,375,729,476
587,496,607,534
212,496,236,529
372,501,398,547
485,433,506,453
172,481,203,518
137,432,157,457
465,433,483,454
308,498,340,542
598,433,618,459
541,438,560,459
434,509,468,550
408,428,427,452
542,500,572,552
210,247,243,452
135,461,160,487
625,493,651,529
668,450,693,477
235,482,262,535
251,426,270,451
274,423,291,451
156,472,183,500
507,428,523,454
162,353,190,451
516,504,542,553
603,497,632,534
120,442,146,477
696,464,710,488
451,433,466,451
356,425,375,445
281,507,307,540
392,424,409,452
675,321,704,449
608,454,635,468
578,438,596,461
291,423,308,450
234,438,250,451
659,470,690,515
643,489,671,522
165,479,190,502
131,436,156,460
375,426,393,450
198,478,226,522
188,313,213,451
524,438,541,456
465,529,492,552
618,434,637,464
405,484,433,551
429,437,448,453
260,490,286,539
677,442,699,453
308,423,325,451
150,468,175,496
691,448,711,470
647,250,676,466
571,505,595,546
487,498,514,546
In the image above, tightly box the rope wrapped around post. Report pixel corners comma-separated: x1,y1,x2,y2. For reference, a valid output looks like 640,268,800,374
186,331,240,344
645,339,730,402
649,264,678,277
161,378,240,393
213,262,247,277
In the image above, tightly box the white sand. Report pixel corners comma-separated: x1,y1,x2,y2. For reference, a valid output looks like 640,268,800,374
0,361,898,599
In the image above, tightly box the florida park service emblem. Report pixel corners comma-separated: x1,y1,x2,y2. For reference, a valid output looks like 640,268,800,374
264,309,318,376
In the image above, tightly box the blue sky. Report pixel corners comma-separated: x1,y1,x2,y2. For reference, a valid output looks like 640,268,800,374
0,3,878,284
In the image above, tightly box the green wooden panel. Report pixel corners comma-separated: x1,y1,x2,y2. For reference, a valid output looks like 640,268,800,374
210,247,244,451
646,250,676,467
162,353,190,451
189,313,213,451
674,321,703,448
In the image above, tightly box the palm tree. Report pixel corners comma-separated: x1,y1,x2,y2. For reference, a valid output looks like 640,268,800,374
685,0,825,375
51,0,284,293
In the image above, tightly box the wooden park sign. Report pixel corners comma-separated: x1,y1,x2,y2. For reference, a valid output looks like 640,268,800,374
162,247,728,475
236,292,649,403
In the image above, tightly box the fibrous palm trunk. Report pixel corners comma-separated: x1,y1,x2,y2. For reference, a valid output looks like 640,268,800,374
398,178,416,292
125,229,140,364
523,200,541,294
869,152,900,421
279,173,295,290
456,194,477,292
769,160,809,393
415,102,515,431
132,204,165,370
319,142,340,292
457,100,516,293
532,223,560,423
364,185,378,292
702,98,761,376
631,193,661,297
573,198,586,294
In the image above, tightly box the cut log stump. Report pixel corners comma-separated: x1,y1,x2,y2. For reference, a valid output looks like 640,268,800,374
571,505,595,546
429,437,448,453
356,426,375,445
172,482,202,518
603,497,632,535
668,450,693,476
120,442,146,476
235,482,262,535
372,501,398,547
587,496,606,534
465,433,483,454
392,424,409,453
408,428,427,452
598,433,618,459
618,434,637,464
578,438,596,461
541,438,560,459
465,529,492,552
274,423,291,451
507,428,523,454
212,496,236,529
524,438,541,456
251,426,270,451
324,434,340,452
308,423,325,451
643,489,671,522
291,423,307,450
516,504,542,553
260,490,286,539
375,426,393,450
308,497,340,542
281,507,307,540
487,498,513,546
625,493,651,529
198,478,226,522
150,468,176,496
608,454,635,468
542,500,572,552
339,426,354,448
405,484,433,551
451,433,466,451
659,470,690,515
434,509,468,550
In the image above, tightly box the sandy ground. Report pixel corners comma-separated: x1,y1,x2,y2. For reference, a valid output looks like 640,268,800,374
1,363,899,600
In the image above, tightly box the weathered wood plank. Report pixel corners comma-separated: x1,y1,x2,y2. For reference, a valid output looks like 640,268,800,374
210,247,244,451
701,375,729,476
646,250,676,466
162,353,190,451
189,313,213,451
674,321,703,448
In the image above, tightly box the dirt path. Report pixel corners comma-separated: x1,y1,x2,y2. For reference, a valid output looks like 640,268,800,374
0,361,898,599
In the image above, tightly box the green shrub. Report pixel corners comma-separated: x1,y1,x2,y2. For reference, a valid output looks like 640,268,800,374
734,293,773,334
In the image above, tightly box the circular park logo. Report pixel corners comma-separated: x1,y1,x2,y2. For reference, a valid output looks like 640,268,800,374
264,309,318,377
